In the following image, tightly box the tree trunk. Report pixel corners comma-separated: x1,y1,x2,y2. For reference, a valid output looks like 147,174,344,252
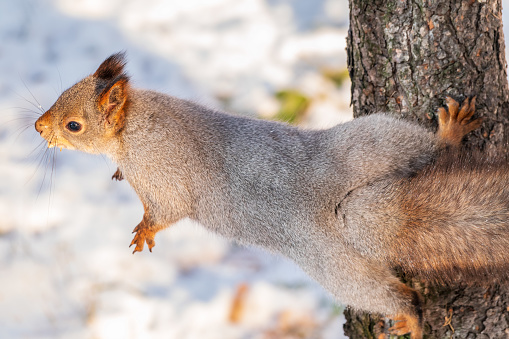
344,0,509,338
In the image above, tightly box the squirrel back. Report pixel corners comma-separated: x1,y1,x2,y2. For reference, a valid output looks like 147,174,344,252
113,87,441,249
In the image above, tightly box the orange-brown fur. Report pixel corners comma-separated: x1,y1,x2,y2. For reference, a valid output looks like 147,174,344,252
390,150,509,285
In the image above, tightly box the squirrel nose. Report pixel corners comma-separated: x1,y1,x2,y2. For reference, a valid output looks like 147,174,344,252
35,118,45,134
35,113,51,136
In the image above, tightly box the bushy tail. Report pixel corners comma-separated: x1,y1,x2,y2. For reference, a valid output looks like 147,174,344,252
389,149,509,284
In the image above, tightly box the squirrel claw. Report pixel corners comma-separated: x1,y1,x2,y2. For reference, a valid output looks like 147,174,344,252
457,96,476,123
445,96,460,119
388,322,410,336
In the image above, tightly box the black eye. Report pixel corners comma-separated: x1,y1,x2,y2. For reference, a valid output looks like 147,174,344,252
66,121,82,132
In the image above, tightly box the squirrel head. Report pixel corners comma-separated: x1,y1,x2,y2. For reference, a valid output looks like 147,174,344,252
35,52,130,155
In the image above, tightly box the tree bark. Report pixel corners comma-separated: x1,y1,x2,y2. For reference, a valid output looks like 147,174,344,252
344,0,509,337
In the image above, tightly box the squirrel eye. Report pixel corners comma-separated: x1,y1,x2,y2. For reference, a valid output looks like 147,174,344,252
66,121,82,132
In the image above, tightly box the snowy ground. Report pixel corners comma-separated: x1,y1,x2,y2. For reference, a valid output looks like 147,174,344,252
0,0,352,338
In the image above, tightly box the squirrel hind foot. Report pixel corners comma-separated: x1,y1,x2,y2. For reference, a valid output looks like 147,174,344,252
388,313,423,339
437,96,482,146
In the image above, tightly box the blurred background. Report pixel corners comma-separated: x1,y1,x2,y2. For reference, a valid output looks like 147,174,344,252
0,0,352,338
2,0,509,338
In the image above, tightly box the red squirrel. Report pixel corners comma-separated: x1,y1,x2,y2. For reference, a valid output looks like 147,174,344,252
35,53,505,339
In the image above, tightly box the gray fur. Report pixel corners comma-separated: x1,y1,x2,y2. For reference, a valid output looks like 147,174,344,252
114,90,438,317
38,56,494,337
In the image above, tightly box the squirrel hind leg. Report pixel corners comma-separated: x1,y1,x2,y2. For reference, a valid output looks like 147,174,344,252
341,261,424,339
437,96,482,147
386,284,423,339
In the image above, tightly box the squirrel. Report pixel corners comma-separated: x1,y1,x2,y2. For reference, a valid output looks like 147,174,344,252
35,52,507,339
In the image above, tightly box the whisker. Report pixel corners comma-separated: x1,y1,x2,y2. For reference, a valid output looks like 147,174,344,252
33,133,53,162
31,133,54,187
57,66,63,95
24,142,51,186
7,113,38,119
12,90,44,114
35,134,57,202
4,109,41,140
8,117,33,126
35,147,50,201
33,139,52,170
4,113,37,139
50,84,59,97
27,138,48,159
47,145,58,218
19,76,45,113
11,89,45,115
13,124,35,143
5,117,36,128
20,111,41,117
10,107,42,116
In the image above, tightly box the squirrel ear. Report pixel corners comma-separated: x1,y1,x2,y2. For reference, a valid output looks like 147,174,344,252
98,75,129,132
94,52,127,80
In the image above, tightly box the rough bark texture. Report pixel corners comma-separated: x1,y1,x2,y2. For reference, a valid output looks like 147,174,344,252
347,0,509,154
344,0,509,338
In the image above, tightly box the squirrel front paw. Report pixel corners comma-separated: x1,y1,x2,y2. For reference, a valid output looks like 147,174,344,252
112,167,124,181
130,222,156,254
437,96,482,146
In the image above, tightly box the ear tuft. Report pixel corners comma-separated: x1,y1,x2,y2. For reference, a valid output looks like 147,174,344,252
94,52,127,80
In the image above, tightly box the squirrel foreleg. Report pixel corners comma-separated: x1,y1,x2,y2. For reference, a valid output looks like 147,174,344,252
129,206,165,254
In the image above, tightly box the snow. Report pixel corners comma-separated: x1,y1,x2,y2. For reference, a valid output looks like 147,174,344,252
0,0,351,338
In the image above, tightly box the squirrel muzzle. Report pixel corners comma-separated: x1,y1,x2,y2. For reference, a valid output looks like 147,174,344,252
35,111,51,137
35,110,74,149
